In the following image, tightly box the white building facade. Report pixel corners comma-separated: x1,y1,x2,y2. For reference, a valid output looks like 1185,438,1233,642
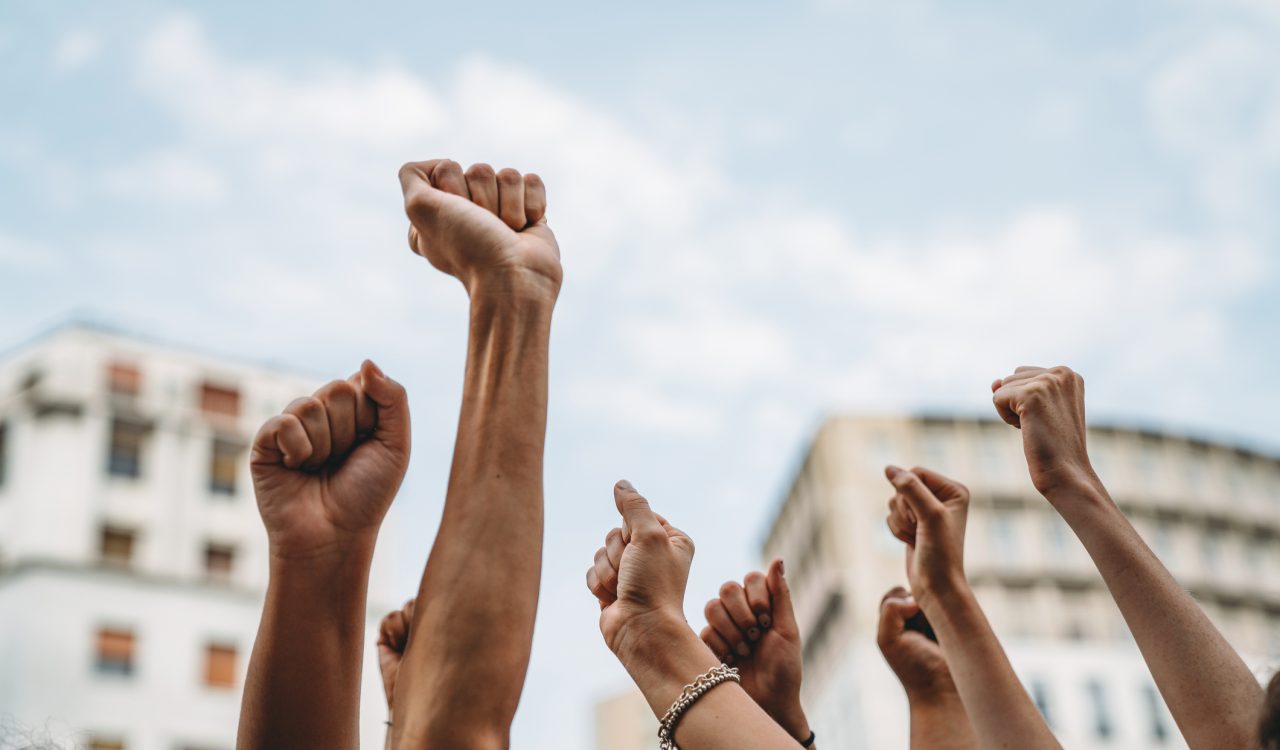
764,414,1280,750
0,323,394,750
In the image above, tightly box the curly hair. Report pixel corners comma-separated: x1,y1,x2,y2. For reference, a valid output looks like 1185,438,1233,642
1262,671,1280,750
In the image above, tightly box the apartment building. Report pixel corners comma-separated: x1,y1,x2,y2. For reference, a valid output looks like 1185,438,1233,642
0,322,394,750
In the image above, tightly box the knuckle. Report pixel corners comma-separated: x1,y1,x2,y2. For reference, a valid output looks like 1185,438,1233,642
593,547,608,565
704,599,721,618
743,571,765,588
523,172,544,188
497,167,522,184
635,526,666,545
465,162,495,180
719,581,741,598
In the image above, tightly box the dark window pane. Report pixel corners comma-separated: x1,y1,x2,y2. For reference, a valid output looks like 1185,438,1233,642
107,419,147,478
199,383,240,418
100,526,136,567
95,628,135,677
209,439,241,495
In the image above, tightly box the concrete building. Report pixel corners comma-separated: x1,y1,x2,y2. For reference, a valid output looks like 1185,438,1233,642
763,414,1280,749
0,322,394,750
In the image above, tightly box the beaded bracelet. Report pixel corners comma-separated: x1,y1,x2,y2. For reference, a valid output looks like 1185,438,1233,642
657,664,741,750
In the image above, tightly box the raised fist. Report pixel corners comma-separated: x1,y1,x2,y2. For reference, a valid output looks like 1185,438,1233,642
377,598,415,709
699,560,810,741
250,360,411,560
586,481,696,660
398,159,561,296
876,586,956,700
885,465,970,606
991,366,1096,496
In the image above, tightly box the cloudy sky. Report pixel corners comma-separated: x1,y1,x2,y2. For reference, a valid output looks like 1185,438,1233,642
3,0,1279,746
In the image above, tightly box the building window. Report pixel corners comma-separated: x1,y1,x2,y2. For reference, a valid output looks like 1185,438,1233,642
99,526,136,567
107,418,148,478
979,435,1007,480
204,542,235,582
199,383,241,418
209,439,242,495
87,738,126,750
1029,679,1053,729
106,361,141,397
920,430,951,472
94,628,136,677
203,642,238,688
1201,526,1224,574
1085,679,1114,739
991,511,1019,564
1142,683,1169,742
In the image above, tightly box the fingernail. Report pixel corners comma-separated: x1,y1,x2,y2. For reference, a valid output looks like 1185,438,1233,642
759,614,772,628
885,464,902,478
778,559,785,576
747,627,760,641
736,642,750,657
616,479,634,491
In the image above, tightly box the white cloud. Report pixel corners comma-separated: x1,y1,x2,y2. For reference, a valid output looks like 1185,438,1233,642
52,30,102,71
100,150,228,204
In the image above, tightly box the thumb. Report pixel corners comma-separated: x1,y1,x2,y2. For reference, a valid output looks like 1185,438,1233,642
360,360,411,453
765,558,799,637
614,480,663,544
886,465,945,529
876,587,919,649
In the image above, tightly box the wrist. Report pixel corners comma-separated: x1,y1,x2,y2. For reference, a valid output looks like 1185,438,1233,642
915,569,967,611
767,702,811,743
612,611,721,718
268,534,376,575
466,265,560,308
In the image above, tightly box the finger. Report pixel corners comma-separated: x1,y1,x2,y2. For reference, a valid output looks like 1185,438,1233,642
378,609,409,651
993,384,1022,428
346,371,378,437
523,172,546,226
887,500,914,545
360,360,411,453
1013,365,1047,376
251,413,309,469
700,626,732,663
613,480,664,544
586,565,614,607
604,527,625,570
876,587,918,648
719,581,761,641
743,571,771,628
593,546,619,596
885,465,945,524
403,598,416,623
705,599,750,658
464,163,499,213
430,159,469,199
496,168,526,231
284,396,332,470
765,558,799,637
909,466,969,504
315,379,359,463
398,160,448,232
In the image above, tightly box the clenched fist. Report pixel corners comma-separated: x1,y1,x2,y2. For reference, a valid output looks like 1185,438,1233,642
398,159,561,297
699,560,810,742
885,465,971,607
377,598,415,710
992,366,1097,496
877,587,955,701
586,480,696,660
250,360,410,560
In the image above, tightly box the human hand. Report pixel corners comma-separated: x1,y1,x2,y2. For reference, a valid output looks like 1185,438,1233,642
250,360,410,560
992,366,1097,497
699,559,809,741
877,586,957,702
885,465,971,608
377,598,415,710
586,480,696,663
398,159,561,298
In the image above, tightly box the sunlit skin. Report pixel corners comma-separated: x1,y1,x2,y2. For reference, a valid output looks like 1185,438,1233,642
587,481,806,749
885,464,1062,750
992,366,1265,750
237,361,412,750
698,560,814,746
876,586,978,750
389,159,560,749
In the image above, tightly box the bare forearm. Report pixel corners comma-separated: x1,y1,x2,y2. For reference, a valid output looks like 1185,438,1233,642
394,274,555,743
908,693,978,750
618,619,803,749
924,584,1061,750
237,546,374,750
1048,480,1262,749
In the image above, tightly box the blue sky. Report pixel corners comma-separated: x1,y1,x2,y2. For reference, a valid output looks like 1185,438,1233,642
2,1,1278,747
